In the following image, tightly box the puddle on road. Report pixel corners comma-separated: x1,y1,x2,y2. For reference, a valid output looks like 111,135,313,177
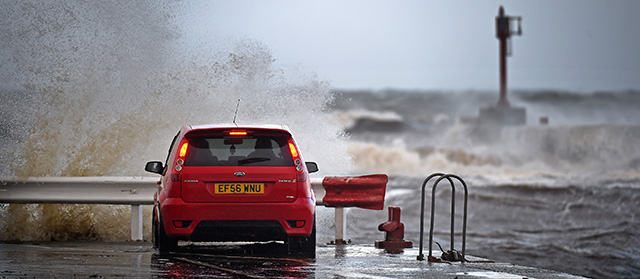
152,242,316,278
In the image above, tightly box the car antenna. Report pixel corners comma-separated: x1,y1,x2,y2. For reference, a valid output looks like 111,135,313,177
233,99,240,127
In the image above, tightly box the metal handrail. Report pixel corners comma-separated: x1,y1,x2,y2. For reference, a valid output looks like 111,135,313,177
417,173,469,262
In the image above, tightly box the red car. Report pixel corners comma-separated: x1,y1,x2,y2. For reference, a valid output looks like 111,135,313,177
145,124,318,257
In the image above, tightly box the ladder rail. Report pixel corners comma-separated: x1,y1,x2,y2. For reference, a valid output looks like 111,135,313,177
418,173,469,262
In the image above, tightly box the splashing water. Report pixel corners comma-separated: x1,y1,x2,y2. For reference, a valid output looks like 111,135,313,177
330,90,640,187
0,0,350,241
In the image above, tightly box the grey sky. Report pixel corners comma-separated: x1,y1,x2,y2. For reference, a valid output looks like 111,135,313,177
183,0,640,92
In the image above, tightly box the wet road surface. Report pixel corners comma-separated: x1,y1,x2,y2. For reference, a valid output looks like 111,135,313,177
0,241,585,278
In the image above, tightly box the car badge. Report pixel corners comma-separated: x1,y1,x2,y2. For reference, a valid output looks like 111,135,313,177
234,171,246,177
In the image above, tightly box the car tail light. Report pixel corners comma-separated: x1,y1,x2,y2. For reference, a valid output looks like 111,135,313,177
288,139,307,182
164,138,187,199
178,142,188,158
288,142,299,158
171,140,188,183
173,220,192,228
287,220,306,228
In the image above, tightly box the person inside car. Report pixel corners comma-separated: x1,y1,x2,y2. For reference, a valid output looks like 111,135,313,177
247,137,276,160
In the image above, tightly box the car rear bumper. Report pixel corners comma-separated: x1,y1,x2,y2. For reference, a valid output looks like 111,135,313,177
160,197,315,241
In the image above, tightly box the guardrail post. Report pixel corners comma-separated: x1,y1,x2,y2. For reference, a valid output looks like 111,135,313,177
131,205,143,241
333,207,348,244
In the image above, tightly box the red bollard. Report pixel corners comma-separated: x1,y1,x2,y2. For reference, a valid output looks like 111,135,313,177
375,206,413,252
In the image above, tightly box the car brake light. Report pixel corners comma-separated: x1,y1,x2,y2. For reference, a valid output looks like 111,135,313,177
178,142,188,158
288,142,299,158
288,140,307,182
228,130,248,136
172,140,188,182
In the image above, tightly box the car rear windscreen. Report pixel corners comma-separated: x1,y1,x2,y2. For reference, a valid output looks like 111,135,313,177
183,132,295,167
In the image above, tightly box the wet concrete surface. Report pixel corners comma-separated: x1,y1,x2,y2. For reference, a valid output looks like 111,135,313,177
0,241,585,278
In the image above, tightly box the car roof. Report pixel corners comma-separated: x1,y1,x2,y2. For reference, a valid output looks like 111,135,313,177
185,123,291,133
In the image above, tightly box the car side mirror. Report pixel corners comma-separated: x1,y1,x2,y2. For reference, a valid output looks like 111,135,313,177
305,162,319,173
145,161,164,175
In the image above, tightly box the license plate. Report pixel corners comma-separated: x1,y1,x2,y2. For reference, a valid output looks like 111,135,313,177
215,183,264,194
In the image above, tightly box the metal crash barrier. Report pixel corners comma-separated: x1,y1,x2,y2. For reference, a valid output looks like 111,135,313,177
0,176,158,241
0,175,387,242
317,174,388,244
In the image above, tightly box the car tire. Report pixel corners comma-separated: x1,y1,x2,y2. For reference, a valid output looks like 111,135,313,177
155,208,177,254
287,217,316,258
152,206,159,249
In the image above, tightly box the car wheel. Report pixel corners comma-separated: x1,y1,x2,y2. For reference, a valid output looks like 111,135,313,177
287,217,316,258
156,209,177,254
152,206,159,249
